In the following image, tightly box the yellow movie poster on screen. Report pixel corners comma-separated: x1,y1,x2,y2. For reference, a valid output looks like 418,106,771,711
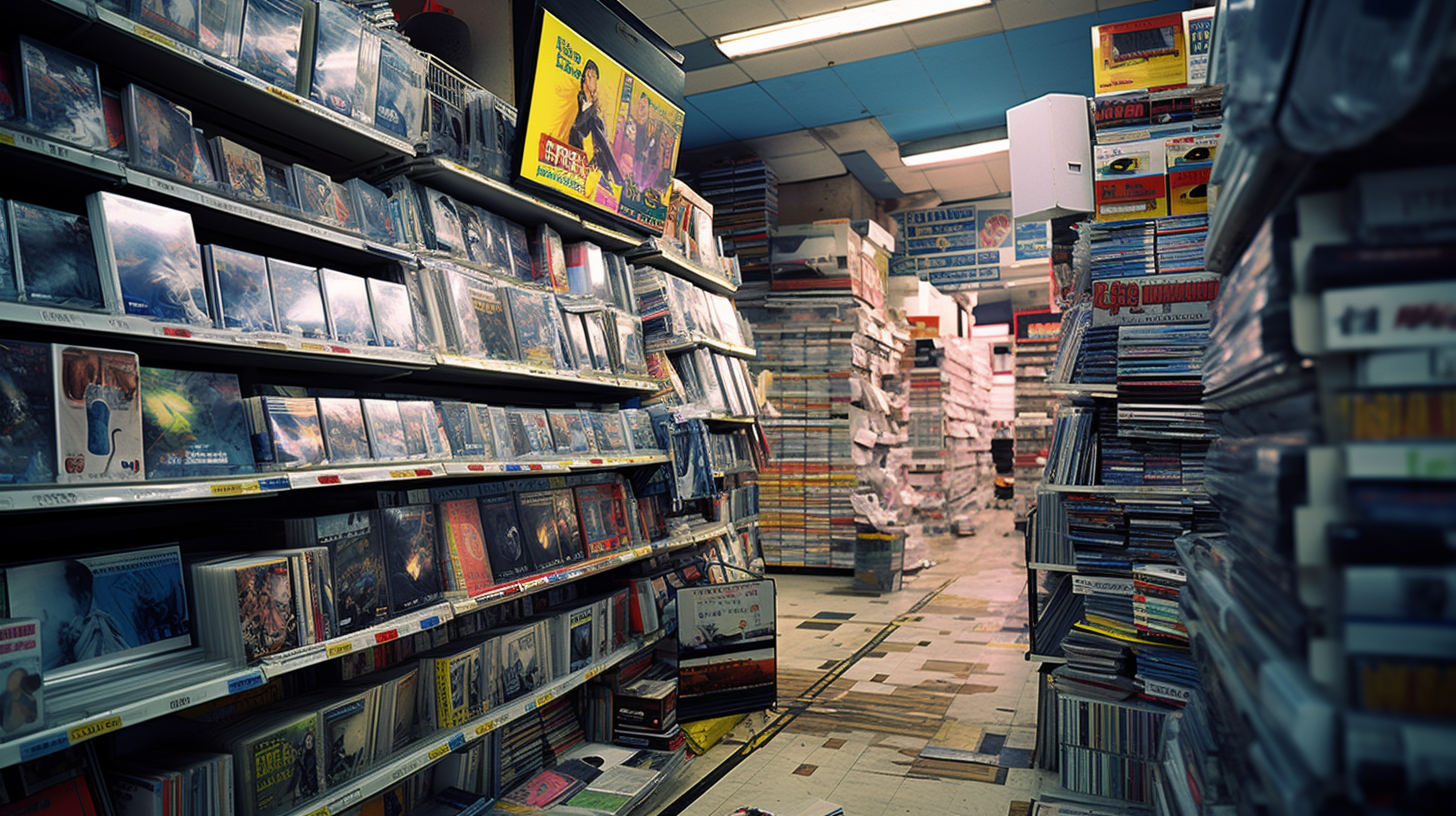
1092,13,1187,96
520,9,685,232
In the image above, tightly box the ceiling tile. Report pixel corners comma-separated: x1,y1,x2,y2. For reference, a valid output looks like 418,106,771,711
1005,13,1097,98
769,148,847,183
985,153,1011,191
771,0,885,17
684,0,787,37
684,63,751,94
644,11,706,46
759,68,867,129
878,108,959,143
681,99,736,147
924,162,1000,201
919,33,1026,131
675,39,730,71
815,26,916,68
619,0,677,17
839,150,903,198
996,0,1097,31
812,117,898,155
902,7,1004,49
735,44,830,81
673,0,720,9
687,82,801,141
742,128,830,159
884,165,934,194
832,51,945,117
1097,0,1151,8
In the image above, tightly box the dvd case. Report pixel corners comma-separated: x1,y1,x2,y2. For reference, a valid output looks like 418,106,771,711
426,94,465,161
100,88,126,156
437,498,494,597
457,203,489,267
380,505,441,612
203,245,275,333
319,269,378,346
237,0,306,90
316,397,371,465
17,37,106,152
89,193,211,326
507,288,561,369
210,136,269,202
347,178,396,245
9,201,105,311
198,0,245,60
286,510,388,634
246,395,326,469
132,0,201,45
307,0,363,116
470,277,518,361
123,84,215,187
516,490,565,573
547,409,593,456
0,618,43,737
478,494,531,583
373,35,423,144
54,344,144,482
361,398,408,462
552,490,586,563
0,340,56,485
436,401,486,459
267,260,328,339
422,188,465,255
482,210,513,278
261,158,298,211
396,401,436,460
366,277,416,350
533,224,569,292
291,164,346,227
140,367,255,478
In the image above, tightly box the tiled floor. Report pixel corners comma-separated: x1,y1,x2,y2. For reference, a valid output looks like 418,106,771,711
644,508,1048,816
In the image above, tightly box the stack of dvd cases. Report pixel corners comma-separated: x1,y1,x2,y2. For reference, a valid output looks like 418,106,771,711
901,337,995,543
691,157,779,284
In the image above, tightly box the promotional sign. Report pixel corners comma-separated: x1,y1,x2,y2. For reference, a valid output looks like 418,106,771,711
894,201,1016,290
1014,309,1063,344
519,9,685,232
1089,272,1220,327
1015,221,1050,261
1092,13,1188,96
676,580,777,721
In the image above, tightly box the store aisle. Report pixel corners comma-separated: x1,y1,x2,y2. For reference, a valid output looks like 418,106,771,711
648,508,1040,816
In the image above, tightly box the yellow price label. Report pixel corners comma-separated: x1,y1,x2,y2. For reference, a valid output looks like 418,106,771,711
475,720,498,736
307,808,329,816
69,715,123,745
327,643,353,658
0,133,14,147
300,342,327,352
389,470,414,479
210,482,245,497
133,25,176,50
585,666,602,679
427,744,451,761
535,692,554,707
265,86,299,104
634,546,653,558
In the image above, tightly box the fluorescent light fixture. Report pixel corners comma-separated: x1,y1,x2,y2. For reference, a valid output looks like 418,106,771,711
715,0,993,58
900,125,1009,167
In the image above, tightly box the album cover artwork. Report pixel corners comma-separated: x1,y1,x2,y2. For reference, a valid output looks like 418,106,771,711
140,366,254,478
210,136,269,202
470,404,501,461
438,497,493,597
244,710,320,816
504,219,533,284
552,489,586,563
237,0,305,90
254,395,326,469
54,345,144,483
133,0,201,45
17,37,106,152
347,179,396,246
520,407,554,456
560,311,592,372
330,180,358,233
469,279,518,361
366,277,416,351
261,158,298,211
310,510,387,634
0,617,43,737
478,494,531,583
427,95,465,162
6,546,190,674
123,84,214,187
90,193,210,325
373,36,422,142
514,490,564,573
318,269,377,346
380,504,441,612
316,397,371,465
101,88,126,156
591,411,630,455
547,409,592,456
485,405,513,461
533,224,568,291
583,311,613,372
424,189,464,255
229,556,297,662
574,484,622,556
267,260,328,339
322,691,374,788
506,288,558,369
198,0,245,61
457,202,488,267
291,164,346,227
0,340,56,485
360,398,408,462
10,201,105,311
482,210,513,277
396,401,434,460
436,401,485,459
497,624,541,702
503,409,534,460
623,409,659,454
308,0,363,116
202,245,273,333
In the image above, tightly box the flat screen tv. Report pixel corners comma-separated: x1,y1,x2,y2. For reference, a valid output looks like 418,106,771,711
514,1,685,235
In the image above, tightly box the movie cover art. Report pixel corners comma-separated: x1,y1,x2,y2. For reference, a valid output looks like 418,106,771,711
424,189,464,255
231,556,297,661
6,546,191,674
470,404,500,460
198,0,245,61
124,84,214,187
315,510,387,633
438,497,493,597
504,219,534,284
552,489,586,563
515,490,564,573
547,409,591,456
92,193,210,325
567,606,593,673
503,410,533,460
0,340,56,485
469,280,518,361
318,269,376,346
365,278,415,351
331,180,357,232
17,37,106,152
373,36,422,142
308,0,363,116
560,311,592,371
316,397,371,466
457,203,488,267
427,95,465,161
322,691,373,787
259,396,326,468
237,0,305,91
481,210,513,276
55,345,144,483
203,245,274,333
506,288,557,369
101,88,126,156
498,624,541,701
10,201,104,311
140,366,254,478
290,164,344,227
478,495,531,583
247,711,321,815
360,398,407,462
380,505,440,612
522,408,554,455
435,402,482,459
348,179,396,246
395,401,433,460
261,158,298,211
485,406,512,461
267,260,328,339
573,484,620,556
583,311,612,372
134,0,201,46
591,411,629,454
209,136,269,202
623,409,659,453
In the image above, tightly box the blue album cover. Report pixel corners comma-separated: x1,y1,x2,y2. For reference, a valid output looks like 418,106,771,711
373,36,421,141
267,260,328,338
316,396,371,465
457,203,489,266
93,193,211,325
366,278,416,351
140,366,254,478
17,37,106,152
424,189,464,255
9,201,105,311
256,395,326,468
237,0,305,90
6,546,191,674
347,179,396,245
379,505,441,612
506,288,557,369
482,210,513,277
308,0,363,116
124,84,215,187
361,398,407,461
204,245,275,333
320,269,377,346
133,0,201,45
0,340,57,485
291,164,345,227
